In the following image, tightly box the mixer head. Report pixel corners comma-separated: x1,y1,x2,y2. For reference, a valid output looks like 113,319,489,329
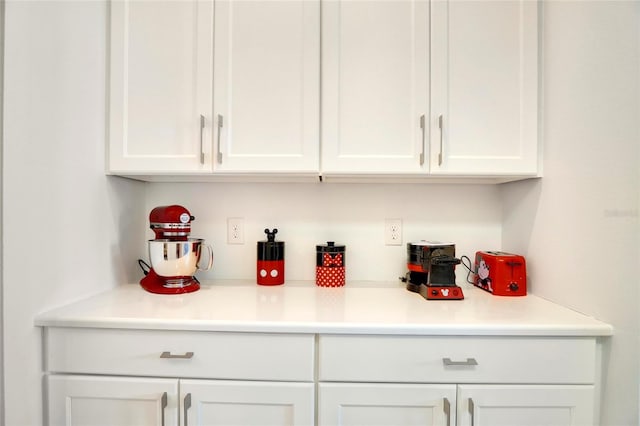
149,205,195,240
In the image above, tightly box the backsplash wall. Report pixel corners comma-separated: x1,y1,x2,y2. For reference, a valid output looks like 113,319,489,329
145,182,502,282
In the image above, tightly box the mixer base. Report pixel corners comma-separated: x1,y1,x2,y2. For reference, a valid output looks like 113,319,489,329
140,270,200,294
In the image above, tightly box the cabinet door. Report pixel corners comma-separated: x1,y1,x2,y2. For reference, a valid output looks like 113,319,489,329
457,385,595,426
109,0,213,173
47,374,178,426
180,379,314,426
322,0,429,174
431,0,539,176
213,0,320,173
318,383,456,426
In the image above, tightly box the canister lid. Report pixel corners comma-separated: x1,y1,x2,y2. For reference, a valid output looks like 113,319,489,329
316,241,345,268
316,241,345,253
257,228,285,260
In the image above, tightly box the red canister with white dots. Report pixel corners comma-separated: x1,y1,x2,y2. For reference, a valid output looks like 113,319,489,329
257,229,284,285
316,241,346,287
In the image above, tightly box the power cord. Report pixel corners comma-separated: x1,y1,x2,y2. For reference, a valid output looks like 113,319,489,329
459,255,477,285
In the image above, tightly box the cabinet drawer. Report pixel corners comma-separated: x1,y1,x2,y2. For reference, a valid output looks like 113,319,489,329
45,327,314,381
318,335,596,384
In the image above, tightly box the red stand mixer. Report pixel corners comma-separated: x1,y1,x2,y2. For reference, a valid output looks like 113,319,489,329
139,205,213,294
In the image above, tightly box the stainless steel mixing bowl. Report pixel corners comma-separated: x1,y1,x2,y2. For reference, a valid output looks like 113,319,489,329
148,238,213,277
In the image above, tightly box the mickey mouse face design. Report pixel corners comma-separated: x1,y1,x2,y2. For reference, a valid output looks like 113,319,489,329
478,260,490,280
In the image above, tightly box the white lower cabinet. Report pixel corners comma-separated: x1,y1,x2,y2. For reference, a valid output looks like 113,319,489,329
457,384,594,426
48,375,178,426
180,380,314,426
43,328,316,426
318,335,598,426
318,383,593,426
47,375,314,426
319,383,457,426
43,328,601,426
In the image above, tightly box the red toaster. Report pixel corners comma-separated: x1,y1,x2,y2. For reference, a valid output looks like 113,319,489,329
473,251,527,296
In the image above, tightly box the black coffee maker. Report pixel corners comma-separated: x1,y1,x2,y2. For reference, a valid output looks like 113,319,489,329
403,241,464,300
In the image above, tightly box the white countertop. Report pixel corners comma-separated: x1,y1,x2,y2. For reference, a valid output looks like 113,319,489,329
35,280,613,337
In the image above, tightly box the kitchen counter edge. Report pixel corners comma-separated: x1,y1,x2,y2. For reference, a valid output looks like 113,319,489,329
34,281,614,337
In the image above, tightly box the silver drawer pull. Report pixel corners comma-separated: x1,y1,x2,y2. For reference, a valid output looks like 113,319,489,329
442,357,478,366
160,351,194,359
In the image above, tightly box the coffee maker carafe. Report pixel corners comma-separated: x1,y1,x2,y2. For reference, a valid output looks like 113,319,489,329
140,205,213,294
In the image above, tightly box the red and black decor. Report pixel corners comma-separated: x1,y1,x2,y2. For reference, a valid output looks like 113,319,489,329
403,241,463,300
316,241,346,287
139,205,210,295
257,228,285,285
473,251,527,296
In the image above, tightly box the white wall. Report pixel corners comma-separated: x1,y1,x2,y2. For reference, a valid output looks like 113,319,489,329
2,1,144,424
501,2,640,425
145,182,502,282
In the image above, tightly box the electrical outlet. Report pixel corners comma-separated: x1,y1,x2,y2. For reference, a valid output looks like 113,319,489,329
227,217,244,244
385,219,402,246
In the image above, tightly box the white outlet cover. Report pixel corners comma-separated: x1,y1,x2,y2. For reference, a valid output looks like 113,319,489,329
227,217,244,244
385,219,402,246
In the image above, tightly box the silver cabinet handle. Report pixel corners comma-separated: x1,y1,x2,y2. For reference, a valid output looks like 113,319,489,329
199,115,205,164
468,397,475,426
184,393,192,426
160,351,194,359
160,392,167,426
216,114,224,164
442,357,478,366
443,397,451,426
419,114,426,166
438,114,444,166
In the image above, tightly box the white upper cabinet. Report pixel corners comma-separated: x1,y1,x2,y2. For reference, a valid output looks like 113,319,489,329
321,0,429,174
108,0,214,174
107,0,540,181
213,0,320,173
430,0,539,176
